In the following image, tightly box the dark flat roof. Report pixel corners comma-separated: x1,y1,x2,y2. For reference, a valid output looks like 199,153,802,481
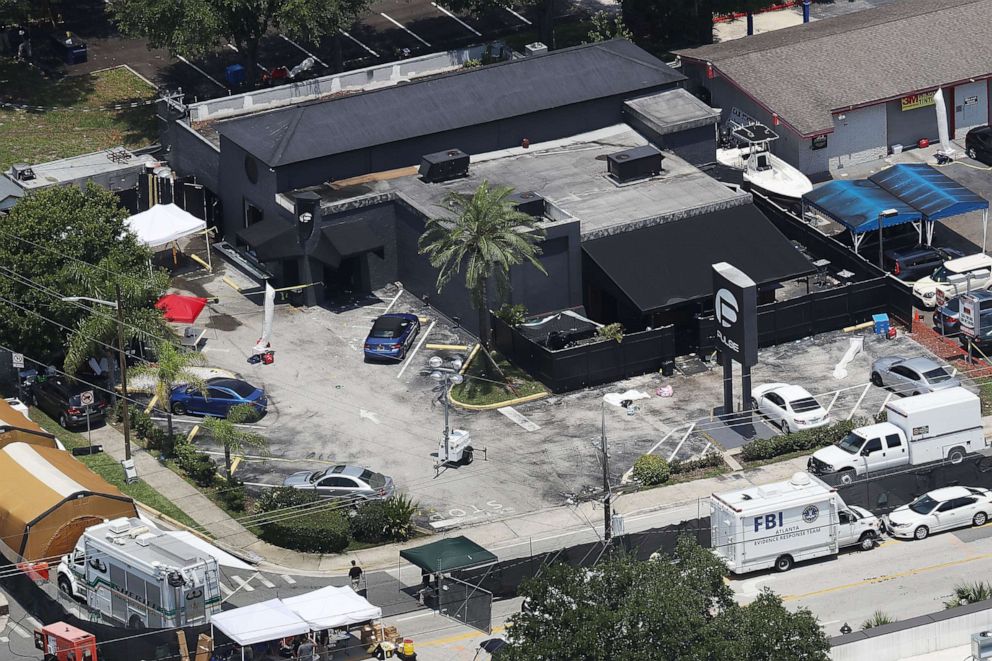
582,204,814,312
217,40,685,167
677,0,992,135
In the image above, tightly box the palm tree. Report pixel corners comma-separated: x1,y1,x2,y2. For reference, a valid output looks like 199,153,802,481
419,181,547,347
201,404,267,481
128,341,206,457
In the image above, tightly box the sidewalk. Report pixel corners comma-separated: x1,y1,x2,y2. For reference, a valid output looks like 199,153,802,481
89,421,813,577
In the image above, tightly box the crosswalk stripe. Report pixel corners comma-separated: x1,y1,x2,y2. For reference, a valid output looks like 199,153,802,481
10,622,30,638
282,574,297,585
231,575,254,592
258,575,276,588
219,582,233,596
25,616,40,629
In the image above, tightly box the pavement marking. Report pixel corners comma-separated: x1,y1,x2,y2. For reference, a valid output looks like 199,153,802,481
243,481,280,489
503,6,532,24
360,409,381,424
219,582,234,596
0,636,7,642
176,55,229,92
877,392,892,414
231,575,255,592
9,622,30,638
382,290,403,314
497,406,540,431
396,611,434,622
279,33,329,68
825,390,840,413
667,422,696,462
379,12,432,47
698,441,713,458
781,551,992,602
846,383,871,420
431,2,482,35
258,575,277,589
645,427,678,457
338,29,379,57
397,319,435,379
282,574,297,585
418,625,505,648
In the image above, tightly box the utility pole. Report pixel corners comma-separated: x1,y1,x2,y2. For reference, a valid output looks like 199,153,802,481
114,283,132,461
601,403,612,544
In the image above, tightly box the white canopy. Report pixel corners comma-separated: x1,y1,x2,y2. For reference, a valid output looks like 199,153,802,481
282,585,383,630
211,599,310,646
125,203,207,249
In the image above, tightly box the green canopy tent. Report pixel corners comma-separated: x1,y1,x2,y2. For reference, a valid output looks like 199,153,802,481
399,536,497,573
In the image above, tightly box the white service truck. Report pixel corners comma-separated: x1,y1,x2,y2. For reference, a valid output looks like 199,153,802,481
808,387,985,483
710,472,880,573
57,517,222,629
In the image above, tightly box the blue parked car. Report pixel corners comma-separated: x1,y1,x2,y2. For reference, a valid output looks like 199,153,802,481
363,313,421,361
170,377,267,418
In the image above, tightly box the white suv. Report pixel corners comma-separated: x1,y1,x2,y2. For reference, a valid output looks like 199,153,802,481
913,253,992,308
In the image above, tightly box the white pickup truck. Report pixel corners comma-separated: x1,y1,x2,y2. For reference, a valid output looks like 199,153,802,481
809,387,984,483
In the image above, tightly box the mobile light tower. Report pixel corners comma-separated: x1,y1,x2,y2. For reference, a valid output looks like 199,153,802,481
429,355,476,474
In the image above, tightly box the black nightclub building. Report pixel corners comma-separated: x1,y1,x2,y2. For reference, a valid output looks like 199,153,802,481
162,39,812,335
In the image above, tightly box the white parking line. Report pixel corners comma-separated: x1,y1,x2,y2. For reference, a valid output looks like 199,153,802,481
847,383,871,420
397,320,435,379
219,582,233,596
877,392,893,414
382,290,403,314
176,55,228,92
231,575,255,592
504,6,532,25
339,29,379,58
396,611,434,622
282,574,297,585
379,12,432,47
825,390,841,413
431,2,482,36
258,575,277,589
279,33,329,68
226,43,267,70
645,427,677,457
667,422,696,462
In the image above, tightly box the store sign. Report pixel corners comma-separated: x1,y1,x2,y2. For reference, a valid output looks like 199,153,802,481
960,294,979,338
964,95,979,106
713,262,758,367
901,91,936,111
811,134,828,150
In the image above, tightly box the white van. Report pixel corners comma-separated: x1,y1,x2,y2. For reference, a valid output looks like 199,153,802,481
913,253,992,308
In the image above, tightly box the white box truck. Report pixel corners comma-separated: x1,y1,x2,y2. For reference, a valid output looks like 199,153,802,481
57,517,222,629
711,472,880,573
809,387,985,483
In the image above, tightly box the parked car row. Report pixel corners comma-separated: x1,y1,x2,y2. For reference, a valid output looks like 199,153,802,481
913,252,992,308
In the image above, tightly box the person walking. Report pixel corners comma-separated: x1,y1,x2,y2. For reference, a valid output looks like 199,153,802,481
296,635,318,661
349,560,363,591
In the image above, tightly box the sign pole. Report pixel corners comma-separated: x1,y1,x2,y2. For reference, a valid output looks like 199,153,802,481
722,353,734,417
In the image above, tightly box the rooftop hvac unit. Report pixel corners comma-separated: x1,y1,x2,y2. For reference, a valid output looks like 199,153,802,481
10,164,35,182
507,191,545,217
419,149,469,183
524,42,548,56
607,145,664,184
974,631,992,660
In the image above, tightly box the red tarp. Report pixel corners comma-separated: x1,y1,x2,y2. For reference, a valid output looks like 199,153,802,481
155,295,207,324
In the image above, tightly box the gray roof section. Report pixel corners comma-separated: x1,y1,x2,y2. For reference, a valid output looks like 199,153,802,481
676,0,992,135
0,175,24,211
216,40,685,167
8,148,158,190
624,88,720,135
321,125,749,240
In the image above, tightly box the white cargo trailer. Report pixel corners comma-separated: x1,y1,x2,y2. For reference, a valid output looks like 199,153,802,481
711,472,880,573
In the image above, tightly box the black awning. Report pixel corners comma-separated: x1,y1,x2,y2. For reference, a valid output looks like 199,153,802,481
582,204,814,313
235,219,297,261
311,222,385,268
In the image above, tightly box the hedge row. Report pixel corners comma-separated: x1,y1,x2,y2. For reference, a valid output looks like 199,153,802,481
740,418,867,462
632,451,725,487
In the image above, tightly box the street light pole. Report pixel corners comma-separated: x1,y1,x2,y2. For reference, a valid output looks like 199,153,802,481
113,283,132,461
601,403,612,545
429,356,464,466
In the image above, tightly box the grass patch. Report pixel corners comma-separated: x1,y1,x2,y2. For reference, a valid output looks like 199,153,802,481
450,348,547,407
980,382,992,416
0,61,157,171
30,409,204,532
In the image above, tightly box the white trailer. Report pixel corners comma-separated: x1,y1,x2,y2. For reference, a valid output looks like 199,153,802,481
711,472,880,574
57,517,222,629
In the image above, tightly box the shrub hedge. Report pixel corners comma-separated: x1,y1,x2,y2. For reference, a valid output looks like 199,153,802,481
350,495,418,544
257,487,350,554
740,418,866,462
632,455,671,486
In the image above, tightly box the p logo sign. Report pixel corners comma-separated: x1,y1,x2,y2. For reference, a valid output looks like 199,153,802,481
715,288,738,328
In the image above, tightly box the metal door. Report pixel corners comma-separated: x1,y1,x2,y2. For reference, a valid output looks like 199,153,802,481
438,575,493,634
954,81,989,139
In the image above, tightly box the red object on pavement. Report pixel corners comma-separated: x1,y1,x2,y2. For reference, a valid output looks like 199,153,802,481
887,327,897,339
34,622,98,661
918,138,930,149
155,294,208,324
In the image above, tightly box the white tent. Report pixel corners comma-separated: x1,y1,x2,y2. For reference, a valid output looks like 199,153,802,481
125,203,212,269
282,585,383,630
211,599,310,647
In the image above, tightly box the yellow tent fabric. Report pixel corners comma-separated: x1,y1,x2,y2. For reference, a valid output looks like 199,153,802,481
0,399,59,450
0,443,137,562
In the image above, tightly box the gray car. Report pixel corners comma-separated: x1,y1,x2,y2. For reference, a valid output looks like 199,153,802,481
283,465,396,501
870,356,960,396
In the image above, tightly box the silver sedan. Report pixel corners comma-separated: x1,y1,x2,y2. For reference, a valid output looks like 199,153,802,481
870,356,960,396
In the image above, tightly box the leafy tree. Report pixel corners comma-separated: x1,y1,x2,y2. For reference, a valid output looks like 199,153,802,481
0,185,160,365
623,0,718,52
127,341,206,456
200,403,267,480
586,10,632,43
418,181,547,348
502,537,830,660
110,0,373,85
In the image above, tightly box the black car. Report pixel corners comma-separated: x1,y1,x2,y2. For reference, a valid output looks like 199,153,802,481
31,377,108,429
966,126,992,166
933,296,961,335
883,245,965,281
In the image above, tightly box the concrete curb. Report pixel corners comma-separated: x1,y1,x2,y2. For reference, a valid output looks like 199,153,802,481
447,344,550,410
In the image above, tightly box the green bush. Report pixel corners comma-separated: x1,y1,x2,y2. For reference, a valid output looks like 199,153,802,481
174,441,216,487
669,452,724,475
350,495,418,544
632,455,671,486
740,419,865,462
258,488,350,553
217,478,247,512
495,303,528,327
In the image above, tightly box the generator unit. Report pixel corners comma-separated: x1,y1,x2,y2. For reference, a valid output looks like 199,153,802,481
607,145,663,184
419,149,469,183
34,622,97,661
973,631,992,660
10,163,35,182
506,191,545,217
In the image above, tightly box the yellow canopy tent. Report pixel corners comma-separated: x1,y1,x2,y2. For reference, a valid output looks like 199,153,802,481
0,399,59,450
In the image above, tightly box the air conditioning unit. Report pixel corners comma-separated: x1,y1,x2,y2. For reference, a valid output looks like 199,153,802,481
607,145,664,184
973,631,992,660
10,163,35,182
419,149,470,183
524,42,548,57
507,191,545,217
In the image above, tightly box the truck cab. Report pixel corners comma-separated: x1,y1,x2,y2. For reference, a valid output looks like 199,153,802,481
837,505,881,549
56,539,86,601
809,423,907,482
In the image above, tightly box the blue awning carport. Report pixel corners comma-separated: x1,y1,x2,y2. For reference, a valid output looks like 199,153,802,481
801,179,924,258
869,163,990,250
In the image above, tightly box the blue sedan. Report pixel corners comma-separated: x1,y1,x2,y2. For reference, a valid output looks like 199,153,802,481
170,377,267,418
364,313,421,361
